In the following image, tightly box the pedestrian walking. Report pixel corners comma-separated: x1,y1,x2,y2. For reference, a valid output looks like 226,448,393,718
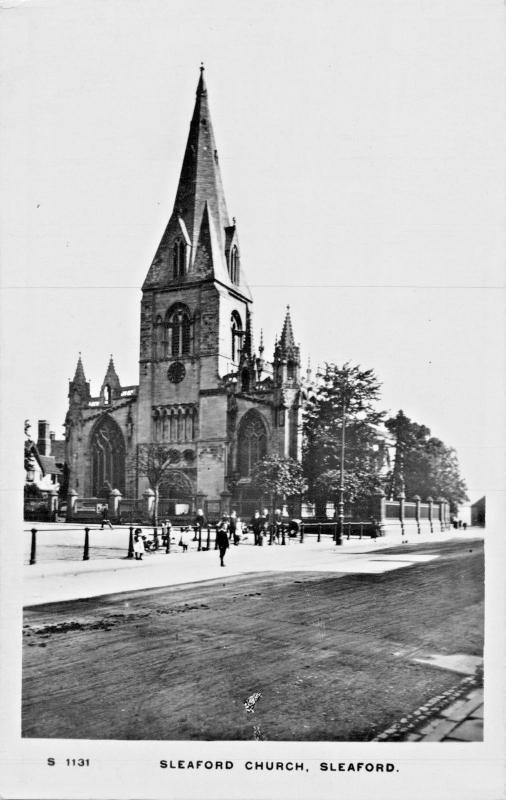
216,519,230,566
252,511,261,545
274,509,283,543
229,511,237,543
100,504,113,530
161,518,172,548
133,528,144,560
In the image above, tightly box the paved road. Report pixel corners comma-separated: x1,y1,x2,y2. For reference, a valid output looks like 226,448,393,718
22,537,483,741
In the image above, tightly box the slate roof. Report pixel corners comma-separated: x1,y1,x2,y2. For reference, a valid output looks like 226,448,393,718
38,455,62,476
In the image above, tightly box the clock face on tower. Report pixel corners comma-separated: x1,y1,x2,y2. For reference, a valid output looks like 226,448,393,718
167,361,186,384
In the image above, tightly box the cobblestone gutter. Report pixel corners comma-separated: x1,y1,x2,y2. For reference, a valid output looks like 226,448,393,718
373,665,483,742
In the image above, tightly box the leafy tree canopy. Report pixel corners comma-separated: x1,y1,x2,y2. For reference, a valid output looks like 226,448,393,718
250,455,307,501
385,411,468,512
303,363,386,510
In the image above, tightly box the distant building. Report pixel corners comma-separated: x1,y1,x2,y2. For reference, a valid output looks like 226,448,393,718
470,496,486,527
25,420,65,492
64,68,304,511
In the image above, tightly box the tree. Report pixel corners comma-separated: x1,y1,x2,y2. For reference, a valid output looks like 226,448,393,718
303,362,386,517
135,444,186,524
250,455,307,516
385,411,468,512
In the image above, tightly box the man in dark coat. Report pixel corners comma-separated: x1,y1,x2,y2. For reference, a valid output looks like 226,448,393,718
229,511,238,544
251,511,261,545
216,521,229,567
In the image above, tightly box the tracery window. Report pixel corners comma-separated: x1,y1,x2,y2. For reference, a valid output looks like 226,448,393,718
229,246,239,284
237,411,267,477
165,304,192,357
90,415,126,495
231,311,243,362
173,238,186,278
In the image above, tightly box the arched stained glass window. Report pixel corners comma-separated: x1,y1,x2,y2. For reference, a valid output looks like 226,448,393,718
165,304,192,357
90,415,126,496
237,411,267,477
173,238,186,278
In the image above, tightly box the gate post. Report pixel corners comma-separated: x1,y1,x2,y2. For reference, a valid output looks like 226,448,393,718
398,490,406,538
47,488,58,522
413,495,421,534
127,526,134,558
142,488,155,524
109,489,122,524
437,497,446,532
66,489,78,522
372,489,386,536
427,496,434,533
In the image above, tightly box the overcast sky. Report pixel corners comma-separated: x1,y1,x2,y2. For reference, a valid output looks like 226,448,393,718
1,0,504,503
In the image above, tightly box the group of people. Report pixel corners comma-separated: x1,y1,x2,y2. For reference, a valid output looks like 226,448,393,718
130,507,298,567
250,508,296,546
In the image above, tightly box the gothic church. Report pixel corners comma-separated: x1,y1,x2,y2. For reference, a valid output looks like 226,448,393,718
65,67,304,514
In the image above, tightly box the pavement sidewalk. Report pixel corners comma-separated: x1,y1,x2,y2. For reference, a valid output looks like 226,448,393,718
374,663,484,743
23,527,483,607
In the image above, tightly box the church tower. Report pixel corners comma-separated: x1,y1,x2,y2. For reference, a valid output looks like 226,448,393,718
64,67,305,514
136,66,254,500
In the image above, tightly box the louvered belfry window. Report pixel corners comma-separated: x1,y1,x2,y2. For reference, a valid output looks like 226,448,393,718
165,304,192,357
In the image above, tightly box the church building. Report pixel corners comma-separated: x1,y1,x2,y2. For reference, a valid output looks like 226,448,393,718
65,67,304,517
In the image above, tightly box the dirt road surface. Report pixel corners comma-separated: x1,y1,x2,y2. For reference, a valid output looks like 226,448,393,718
22,538,483,741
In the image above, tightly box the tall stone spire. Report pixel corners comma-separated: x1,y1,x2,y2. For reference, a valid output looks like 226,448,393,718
143,66,251,299
172,63,229,253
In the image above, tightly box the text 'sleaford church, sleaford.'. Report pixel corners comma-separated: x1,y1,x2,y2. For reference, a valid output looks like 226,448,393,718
65,67,305,514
